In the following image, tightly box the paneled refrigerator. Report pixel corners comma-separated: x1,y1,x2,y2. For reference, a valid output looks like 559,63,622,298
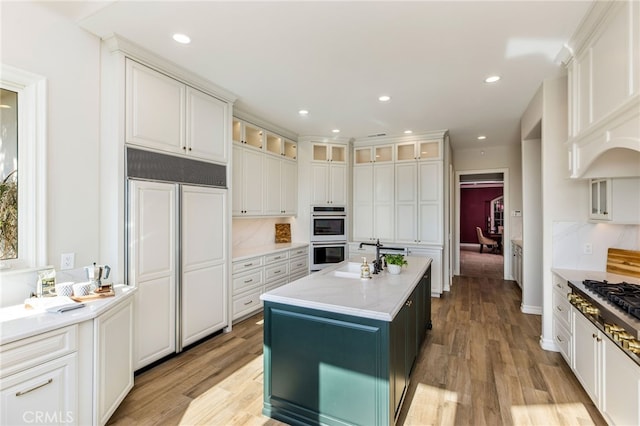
127,148,228,370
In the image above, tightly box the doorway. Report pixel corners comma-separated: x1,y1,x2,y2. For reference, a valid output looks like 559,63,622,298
454,170,509,279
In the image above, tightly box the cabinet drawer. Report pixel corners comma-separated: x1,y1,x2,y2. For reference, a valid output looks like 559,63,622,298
553,290,572,330
265,277,288,292
290,246,309,258
265,251,289,264
289,256,308,274
232,290,262,320
233,270,264,295
0,325,78,379
553,319,571,364
232,256,264,274
0,352,78,425
552,275,570,296
265,262,289,283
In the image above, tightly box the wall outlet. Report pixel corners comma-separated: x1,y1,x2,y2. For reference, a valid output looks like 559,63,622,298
60,253,75,270
583,243,593,255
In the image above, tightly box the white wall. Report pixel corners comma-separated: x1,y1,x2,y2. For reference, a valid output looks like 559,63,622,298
1,2,102,303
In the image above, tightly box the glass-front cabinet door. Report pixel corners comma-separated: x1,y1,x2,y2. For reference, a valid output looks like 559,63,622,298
590,179,611,220
396,140,440,161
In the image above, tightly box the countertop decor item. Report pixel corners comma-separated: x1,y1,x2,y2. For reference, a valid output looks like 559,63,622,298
275,223,291,243
606,248,640,278
385,254,407,275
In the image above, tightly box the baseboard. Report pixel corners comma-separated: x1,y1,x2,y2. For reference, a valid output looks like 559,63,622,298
539,336,559,352
520,304,542,315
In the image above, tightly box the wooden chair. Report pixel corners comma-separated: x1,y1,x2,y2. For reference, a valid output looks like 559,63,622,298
476,227,498,253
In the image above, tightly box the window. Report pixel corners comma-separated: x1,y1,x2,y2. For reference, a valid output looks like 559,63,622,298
0,65,47,270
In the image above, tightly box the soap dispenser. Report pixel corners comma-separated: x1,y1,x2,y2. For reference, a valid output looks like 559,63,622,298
360,257,371,279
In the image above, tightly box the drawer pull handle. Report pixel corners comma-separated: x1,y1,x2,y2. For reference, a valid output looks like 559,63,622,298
244,300,253,306
556,283,561,288
556,335,563,343
16,378,53,396
274,256,282,260
244,279,253,284
244,263,254,267
556,306,562,312
274,270,281,274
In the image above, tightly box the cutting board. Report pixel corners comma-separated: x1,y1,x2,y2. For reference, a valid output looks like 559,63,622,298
275,223,291,243
606,248,640,279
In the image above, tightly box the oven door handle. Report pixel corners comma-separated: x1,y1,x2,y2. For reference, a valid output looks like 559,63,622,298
312,242,347,247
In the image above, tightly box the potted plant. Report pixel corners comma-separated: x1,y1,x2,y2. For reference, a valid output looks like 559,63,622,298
385,254,407,275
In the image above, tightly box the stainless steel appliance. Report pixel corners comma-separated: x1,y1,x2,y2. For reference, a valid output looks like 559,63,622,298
310,205,347,242
310,242,348,271
84,262,111,290
568,279,640,365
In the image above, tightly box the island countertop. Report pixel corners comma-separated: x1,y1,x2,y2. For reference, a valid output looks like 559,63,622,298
260,256,431,321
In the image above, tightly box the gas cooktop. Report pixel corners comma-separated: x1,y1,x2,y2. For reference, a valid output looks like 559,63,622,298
583,280,640,321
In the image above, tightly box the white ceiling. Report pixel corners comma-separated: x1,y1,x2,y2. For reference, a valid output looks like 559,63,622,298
50,1,593,150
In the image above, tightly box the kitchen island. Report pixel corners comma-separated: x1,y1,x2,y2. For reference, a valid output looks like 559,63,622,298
261,256,432,426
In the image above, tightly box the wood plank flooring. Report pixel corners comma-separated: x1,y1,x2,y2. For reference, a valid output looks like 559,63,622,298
108,274,606,426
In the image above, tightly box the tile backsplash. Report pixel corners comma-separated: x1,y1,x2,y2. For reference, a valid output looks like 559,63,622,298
553,221,640,271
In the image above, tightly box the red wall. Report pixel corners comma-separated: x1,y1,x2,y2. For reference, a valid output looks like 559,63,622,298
460,187,503,243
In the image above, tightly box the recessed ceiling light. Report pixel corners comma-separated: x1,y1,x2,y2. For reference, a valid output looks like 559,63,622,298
477,135,487,140
172,33,191,44
378,95,391,102
332,129,340,133
404,130,413,134
484,75,501,83
298,109,309,116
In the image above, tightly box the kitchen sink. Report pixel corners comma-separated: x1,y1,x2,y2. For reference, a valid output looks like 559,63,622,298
330,262,373,279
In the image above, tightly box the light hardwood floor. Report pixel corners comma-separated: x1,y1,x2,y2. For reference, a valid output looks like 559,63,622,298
109,273,605,425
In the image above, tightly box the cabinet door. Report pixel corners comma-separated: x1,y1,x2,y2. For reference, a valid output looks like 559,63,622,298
128,180,176,369
329,164,347,205
181,186,228,346
572,311,600,405
395,163,418,243
353,165,374,241
373,164,395,241
417,162,442,244
241,148,264,215
281,160,298,214
263,155,282,215
311,164,329,205
186,87,228,163
232,144,244,215
94,298,134,425
126,59,185,154
0,353,77,426
602,336,640,426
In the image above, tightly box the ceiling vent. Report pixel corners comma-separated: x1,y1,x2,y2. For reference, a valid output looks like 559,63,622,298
367,133,386,137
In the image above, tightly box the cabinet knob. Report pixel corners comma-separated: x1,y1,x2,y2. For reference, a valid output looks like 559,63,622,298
592,333,598,339
188,147,192,151
183,146,187,150
556,335,563,343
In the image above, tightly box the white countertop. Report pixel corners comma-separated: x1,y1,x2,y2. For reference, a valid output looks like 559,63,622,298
260,256,431,322
0,284,137,345
233,242,309,261
552,268,640,285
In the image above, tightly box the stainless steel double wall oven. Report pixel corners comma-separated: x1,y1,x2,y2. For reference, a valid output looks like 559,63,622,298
310,205,347,271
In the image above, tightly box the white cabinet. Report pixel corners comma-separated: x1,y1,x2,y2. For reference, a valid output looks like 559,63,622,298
511,242,522,288
94,298,134,425
233,144,264,216
0,326,78,426
589,178,640,224
232,118,264,150
129,180,227,369
395,140,441,162
311,143,347,205
551,273,572,364
566,1,640,178
232,246,309,321
353,161,394,242
571,305,640,425
572,309,601,405
265,132,297,161
126,59,228,163
263,155,298,216
395,161,442,245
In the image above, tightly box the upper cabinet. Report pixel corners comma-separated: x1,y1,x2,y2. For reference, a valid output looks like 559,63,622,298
565,1,640,178
232,117,298,217
589,177,640,224
310,143,347,205
126,59,229,164
395,140,441,162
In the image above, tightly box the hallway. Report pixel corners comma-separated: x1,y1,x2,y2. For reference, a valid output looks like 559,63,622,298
459,242,504,280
